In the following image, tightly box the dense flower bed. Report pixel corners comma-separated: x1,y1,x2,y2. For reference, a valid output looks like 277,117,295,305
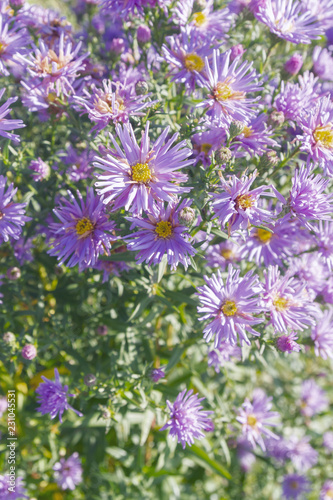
0,0,333,498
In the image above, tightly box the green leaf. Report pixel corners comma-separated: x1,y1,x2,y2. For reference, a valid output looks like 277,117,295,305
186,444,232,480
99,252,137,262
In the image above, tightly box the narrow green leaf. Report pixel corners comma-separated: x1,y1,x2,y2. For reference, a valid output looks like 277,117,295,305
186,444,232,480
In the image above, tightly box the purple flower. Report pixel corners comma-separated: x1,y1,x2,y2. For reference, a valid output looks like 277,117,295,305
284,53,303,75
0,175,30,245
161,27,211,94
0,14,30,76
288,252,328,298
315,221,333,271
276,332,301,353
61,145,94,182
74,79,155,132
0,475,28,499
286,435,318,471
239,218,299,267
297,97,333,175
301,0,333,30
0,88,25,143
255,0,323,44
28,157,50,181
282,474,311,499
151,368,165,382
21,344,37,360
13,237,33,265
197,49,262,127
197,265,264,347
160,389,214,449
300,379,329,418
124,199,196,270
262,265,315,333
205,239,241,270
137,25,151,43
236,437,256,471
48,188,117,272
230,44,246,61
312,46,333,81
191,127,225,167
53,452,83,491
311,308,333,360
321,481,333,500
231,114,278,157
323,431,333,451
236,388,280,451
273,71,320,122
276,164,333,229
94,122,192,215
207,341,242,372
211,170,274,233
101,0,160,18
36,368,83,422
189,2,233,41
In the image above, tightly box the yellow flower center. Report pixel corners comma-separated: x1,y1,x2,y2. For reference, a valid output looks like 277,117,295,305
214,80,245,102
326,490,333,499
313,125,333,149
273,295,289,312
221,248,233,260
200,143,212,154
76,217,94,236
0,41,7,54
221,300,237,316
242,126,253,138
131,162,152,183
291,481,299,490
247,414,257,427
193,11,207,27
155,221,172,239
0,210,4,220
184,53,205,72
235,194,253,210
256,228,273,243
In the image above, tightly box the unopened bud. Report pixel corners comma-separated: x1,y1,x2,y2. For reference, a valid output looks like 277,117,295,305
215,146,232,164
229,120,244,139
21,344,37,360
268,110,285,127
3,332,15,343
84,374,96,387
137,25,151,44
259,150,279,169
179,206,195,225
135,80,149,95
7,267,21,280
97,325,108,336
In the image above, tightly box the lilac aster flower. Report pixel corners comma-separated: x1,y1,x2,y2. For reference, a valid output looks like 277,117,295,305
0,475,28,499
315,221,333,270
197,265,264,347
301,0,333,30
211,170,274,233
297,97,333,175
61,145,94,182
94,121,192,215
28,157,50,181
255,0,323,44
124,199,196,270
265,435,289,462
236,437,256,471
282,474,311,499
0,88,25,143
312,46,333,81
53,452,83,490
231,114,278,157
285,435,318,471
262,265,315,333
284,53,303,75
160,389,214,449
151,368,165,382
18,33,88,96
300,379,329,417
323,431,333,451
13,236,33,265
21,79,65,121
273,71,320,122
101,0,160,18
276,332,301,353
189,2,233,41
311,308,333,360
207,341,242,373
0,175,30,245
321,481,333,500
236,388,280,451
197,49,262,127
288,252,328,298
74,79,155,133
21,344,37,360
191,127,225,167
48,188,117,272
36,368,83,422
205,239,241,270
0,14,30,76
239,219,299,267
161,27,211,94
276,164,333,229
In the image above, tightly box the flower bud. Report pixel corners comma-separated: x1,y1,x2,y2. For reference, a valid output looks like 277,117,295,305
22,344,37,360
84,374,96,387
110,38,125,55
137,25,151,44
268,110,285,127
178,206,195,225
7,267,21,280
3,332,15,343
135,80,149,95
97,325,108,336
215,146,232,164
230,44,245,61
259,150,279,170
284,53,303,76
229,120,244,139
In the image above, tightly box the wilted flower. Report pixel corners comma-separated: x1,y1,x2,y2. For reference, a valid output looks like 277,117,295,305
36,368,83,422
160,389,214,449
197,265,264,346
48,188,117,272
53,452,83,490
94,122,192,215
236,388,280,451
